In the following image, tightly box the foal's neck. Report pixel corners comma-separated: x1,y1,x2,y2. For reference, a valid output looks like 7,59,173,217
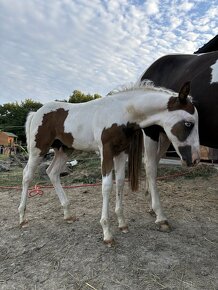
121,89,170,127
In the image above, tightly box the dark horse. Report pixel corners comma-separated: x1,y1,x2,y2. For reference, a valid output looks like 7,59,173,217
137,50,218,231
140,51,218,148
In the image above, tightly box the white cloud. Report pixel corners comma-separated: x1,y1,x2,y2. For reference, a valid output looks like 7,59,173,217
170,16,183,30
145,0,159,15
0,0,217,104
179,1,194,11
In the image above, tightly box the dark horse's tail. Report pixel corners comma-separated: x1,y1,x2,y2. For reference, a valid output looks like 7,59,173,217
128,129,143,192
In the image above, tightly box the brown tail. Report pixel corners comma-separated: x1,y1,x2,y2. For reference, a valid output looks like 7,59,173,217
128,129,143,191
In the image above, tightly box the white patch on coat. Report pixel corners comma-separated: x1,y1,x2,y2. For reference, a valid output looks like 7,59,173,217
210,60,218,84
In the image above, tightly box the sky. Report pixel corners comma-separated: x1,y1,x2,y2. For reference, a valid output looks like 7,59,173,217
0,0,218,105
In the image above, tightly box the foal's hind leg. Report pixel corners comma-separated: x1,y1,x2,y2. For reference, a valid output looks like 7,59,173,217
46,148,76,222
18,154,43,226
114,152,128,233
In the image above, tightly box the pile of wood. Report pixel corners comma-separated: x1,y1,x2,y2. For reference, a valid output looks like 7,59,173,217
200,146,218,161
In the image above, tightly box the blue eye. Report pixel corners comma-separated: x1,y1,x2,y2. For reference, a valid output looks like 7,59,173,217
184,121,193,127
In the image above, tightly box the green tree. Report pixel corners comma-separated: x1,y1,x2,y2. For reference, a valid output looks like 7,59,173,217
0,99,42,143
0,90,101,144
68,90,101,103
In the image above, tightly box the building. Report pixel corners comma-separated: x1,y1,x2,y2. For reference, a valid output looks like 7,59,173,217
0,131,18,146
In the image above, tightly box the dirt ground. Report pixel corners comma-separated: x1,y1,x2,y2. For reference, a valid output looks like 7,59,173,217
0,165,218,290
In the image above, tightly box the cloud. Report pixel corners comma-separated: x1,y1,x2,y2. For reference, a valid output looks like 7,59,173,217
145,0,159,15
0,0,217,104
179,1,194,11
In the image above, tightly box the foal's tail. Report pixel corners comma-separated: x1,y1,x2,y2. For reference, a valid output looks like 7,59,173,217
25,112,36,153
128,129,143,192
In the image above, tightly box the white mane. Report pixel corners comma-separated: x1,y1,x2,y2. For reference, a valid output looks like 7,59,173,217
107,80,177,97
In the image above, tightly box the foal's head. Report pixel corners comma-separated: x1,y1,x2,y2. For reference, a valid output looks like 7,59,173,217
162,82,200,166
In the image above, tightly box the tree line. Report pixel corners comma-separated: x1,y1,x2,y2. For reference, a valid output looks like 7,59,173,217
0,90,101,143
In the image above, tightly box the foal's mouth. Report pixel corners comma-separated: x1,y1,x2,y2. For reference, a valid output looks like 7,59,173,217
178,145,200,167
182,156,200,167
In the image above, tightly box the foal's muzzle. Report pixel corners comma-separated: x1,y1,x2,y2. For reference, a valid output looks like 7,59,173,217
179,145,200,167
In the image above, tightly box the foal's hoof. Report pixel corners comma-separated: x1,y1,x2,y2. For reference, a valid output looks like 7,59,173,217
103,239,116,247
64,216,79,223
19,219,29,228
119,226,129,233
157,221,172,232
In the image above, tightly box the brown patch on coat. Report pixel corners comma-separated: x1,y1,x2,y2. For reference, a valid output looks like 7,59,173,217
101,123,143,191
101,123,138,176
35,108,74,156
167,96,195,114
171,120,194,141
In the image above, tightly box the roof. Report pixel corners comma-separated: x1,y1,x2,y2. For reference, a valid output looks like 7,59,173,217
0,131,18,138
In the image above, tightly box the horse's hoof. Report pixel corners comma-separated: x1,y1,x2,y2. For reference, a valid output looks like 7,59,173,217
19,220,29,228
157,221,172,232
64,216,79,223
103,239,116,247
119,226,129,233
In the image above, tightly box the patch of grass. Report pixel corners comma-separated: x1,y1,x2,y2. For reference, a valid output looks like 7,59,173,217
184,163,217,179
0,167,47,187
0,151,102,187
65,151,101,184
157,163,217,180
0,155,9,161
0,152,217,188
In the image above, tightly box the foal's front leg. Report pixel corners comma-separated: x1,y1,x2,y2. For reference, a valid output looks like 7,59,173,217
114,153,128,233
100,171,114,244
143,132,171,231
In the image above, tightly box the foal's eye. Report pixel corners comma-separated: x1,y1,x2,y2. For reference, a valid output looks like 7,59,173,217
184,121,193,127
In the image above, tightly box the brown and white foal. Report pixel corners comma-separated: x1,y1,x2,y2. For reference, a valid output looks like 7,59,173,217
18,82,200,244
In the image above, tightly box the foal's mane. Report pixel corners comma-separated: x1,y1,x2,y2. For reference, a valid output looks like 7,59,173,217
107,80,177,97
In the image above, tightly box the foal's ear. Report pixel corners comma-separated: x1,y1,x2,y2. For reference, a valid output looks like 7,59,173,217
178,81,191,104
